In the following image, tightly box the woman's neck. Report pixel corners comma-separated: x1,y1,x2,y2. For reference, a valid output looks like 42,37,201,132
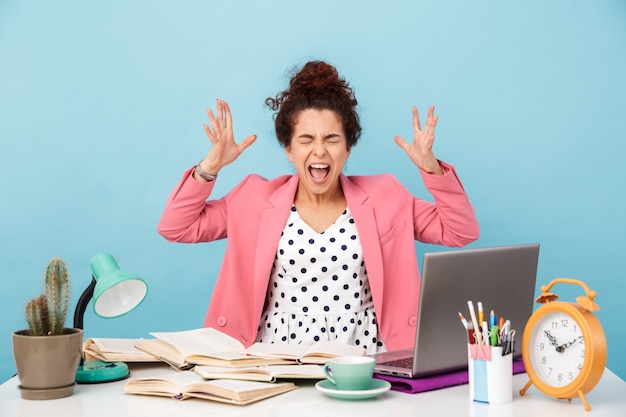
294,181,345,208
293,183,347,233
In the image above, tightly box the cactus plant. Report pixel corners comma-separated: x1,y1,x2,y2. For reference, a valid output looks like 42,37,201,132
25,257,70,336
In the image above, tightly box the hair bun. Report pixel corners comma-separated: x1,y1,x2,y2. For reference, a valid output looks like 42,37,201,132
289,61,341,93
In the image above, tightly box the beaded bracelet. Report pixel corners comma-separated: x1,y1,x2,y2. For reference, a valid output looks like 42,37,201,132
195,161,217,182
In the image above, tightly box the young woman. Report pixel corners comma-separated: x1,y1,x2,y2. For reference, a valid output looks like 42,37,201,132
158,60,479,353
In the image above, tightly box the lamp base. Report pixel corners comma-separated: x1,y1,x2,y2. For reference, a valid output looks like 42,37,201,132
76,360,130,384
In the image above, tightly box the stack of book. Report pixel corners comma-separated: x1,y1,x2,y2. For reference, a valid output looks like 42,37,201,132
84,327,366,405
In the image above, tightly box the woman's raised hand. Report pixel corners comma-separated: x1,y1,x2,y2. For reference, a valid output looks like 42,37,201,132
394,105,443,175
198,99,257,176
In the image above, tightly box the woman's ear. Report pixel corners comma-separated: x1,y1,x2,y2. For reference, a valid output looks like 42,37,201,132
285,146,294,163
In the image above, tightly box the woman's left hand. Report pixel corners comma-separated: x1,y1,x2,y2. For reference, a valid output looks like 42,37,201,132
394,105,443,175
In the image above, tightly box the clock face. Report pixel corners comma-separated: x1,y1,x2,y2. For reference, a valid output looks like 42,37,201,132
528,311,585,387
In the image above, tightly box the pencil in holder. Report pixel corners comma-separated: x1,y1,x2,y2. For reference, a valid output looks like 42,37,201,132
467,344,512,404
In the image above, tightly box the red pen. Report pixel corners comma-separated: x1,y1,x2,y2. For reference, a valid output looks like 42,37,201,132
459,312,475,344
467,323,476,344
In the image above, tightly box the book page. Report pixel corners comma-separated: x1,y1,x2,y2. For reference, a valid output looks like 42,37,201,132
195,365,272,376
84,338,158,362
301,340,366,359
194,365,274,382
243,342,309,359
243,341,365,363
194,364,324,380
192,378,290,394
88,338,152,355
186,379,297,405
88,338,144,352
263,364,326,378
135,339,188,367
125,371,298,405
123,371,201,396
149,328,246,359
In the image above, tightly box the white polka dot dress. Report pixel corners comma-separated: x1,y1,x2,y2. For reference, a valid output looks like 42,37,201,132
256,206,386,353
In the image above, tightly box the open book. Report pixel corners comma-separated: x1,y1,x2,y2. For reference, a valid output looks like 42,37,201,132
123,371,297,405
194,364,326,383
83,338,159,363
242,340,366,364
134,328,292,370
134,327,367,370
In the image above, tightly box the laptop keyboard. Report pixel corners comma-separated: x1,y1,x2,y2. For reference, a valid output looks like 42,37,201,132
381,356,414,368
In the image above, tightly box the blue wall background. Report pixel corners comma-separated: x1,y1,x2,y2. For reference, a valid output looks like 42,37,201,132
1,1,625,382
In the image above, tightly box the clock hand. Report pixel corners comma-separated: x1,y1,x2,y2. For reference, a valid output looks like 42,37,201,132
557,336,584,351
543,330,562,350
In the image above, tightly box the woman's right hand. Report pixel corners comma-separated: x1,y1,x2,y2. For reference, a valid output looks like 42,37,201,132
197,99,257,179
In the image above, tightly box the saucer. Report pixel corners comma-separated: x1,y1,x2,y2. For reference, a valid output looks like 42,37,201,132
315,379,391,400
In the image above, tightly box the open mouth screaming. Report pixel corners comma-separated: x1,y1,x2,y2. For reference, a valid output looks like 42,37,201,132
309,163,330,184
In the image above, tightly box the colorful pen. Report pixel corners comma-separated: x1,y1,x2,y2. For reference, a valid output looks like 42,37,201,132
482,320,489,346
467,301,482,345
459,312,478,344
467,323,476,344
458,312,468,329
490,324,499,346
500,320,510,340
477,302,484,325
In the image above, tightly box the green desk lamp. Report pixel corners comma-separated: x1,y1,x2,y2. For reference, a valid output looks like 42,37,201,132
73,253,148,384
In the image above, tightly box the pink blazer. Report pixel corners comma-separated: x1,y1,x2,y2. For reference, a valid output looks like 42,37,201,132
158,162,479,350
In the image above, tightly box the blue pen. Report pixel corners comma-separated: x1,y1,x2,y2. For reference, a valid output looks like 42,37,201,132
490,309,496,327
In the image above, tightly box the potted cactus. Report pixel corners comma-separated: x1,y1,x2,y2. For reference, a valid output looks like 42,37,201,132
12,257,83,400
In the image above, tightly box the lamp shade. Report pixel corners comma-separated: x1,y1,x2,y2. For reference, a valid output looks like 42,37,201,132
90,253,147,318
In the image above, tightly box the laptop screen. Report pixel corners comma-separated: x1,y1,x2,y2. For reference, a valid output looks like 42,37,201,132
411,243,540,377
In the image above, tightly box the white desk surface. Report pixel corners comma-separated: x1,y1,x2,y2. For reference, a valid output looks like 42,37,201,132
2,363,625,417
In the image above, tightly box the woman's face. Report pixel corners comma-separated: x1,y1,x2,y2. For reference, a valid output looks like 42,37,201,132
285,108,350,199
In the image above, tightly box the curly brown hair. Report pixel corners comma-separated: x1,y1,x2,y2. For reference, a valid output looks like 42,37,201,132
265,60,361,149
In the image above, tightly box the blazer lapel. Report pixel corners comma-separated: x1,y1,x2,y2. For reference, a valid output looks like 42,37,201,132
253,175,300,309
340,175,384,309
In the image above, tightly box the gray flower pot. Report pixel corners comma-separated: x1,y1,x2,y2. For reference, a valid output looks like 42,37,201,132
12,328,83,400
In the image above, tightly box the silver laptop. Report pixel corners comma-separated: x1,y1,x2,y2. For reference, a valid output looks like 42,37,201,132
372,243,539,378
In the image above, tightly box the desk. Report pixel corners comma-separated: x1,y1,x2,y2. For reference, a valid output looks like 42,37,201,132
1,364,625,417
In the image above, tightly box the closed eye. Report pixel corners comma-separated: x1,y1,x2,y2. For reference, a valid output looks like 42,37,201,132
295,133,344,145
323,133,344,145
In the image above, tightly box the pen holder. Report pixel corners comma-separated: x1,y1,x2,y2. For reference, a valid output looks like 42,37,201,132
467,344,512,404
